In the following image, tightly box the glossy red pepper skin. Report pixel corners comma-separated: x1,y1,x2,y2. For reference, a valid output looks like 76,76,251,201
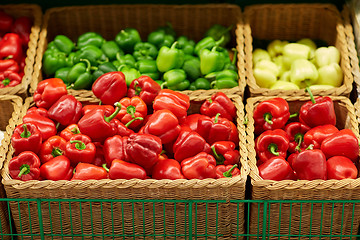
173,130,211,162
292,149,327,180
299,96,336,128
255,129,289,165
153,89,190,119
47,95,82,126
72,163,108,180
326,156,358,180
321,129,359,162
116,121,134,137
303,124,339,149
92,71,127,105
142,109,181,144
215,164,241,179
59,124,81,141
0,33,23,62
11,123,42,155
127,75,161,106
0,11,13,32
0,71,21,88
39,136,67,164
108,159,147,180
22,112,57,141
26,107,48,118
117,96,147,130
253,98,290,135
81,105,114,116
258,156,296,181
284,122,311,153
103,135,130,167
40,155,73,181
9,151,40,181
0,59,19,72
126,133,162,174
33,78,68,109
180,114,211,132
11,16,32,47
210,141,240,165
181,152,216,180
93,142,106,167
200,92,236,121
152,158,185,180
65,134,96,166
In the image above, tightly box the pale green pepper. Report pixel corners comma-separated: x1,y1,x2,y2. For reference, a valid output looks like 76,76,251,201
314,46,340,67
282,43,311,69
290,59,319,88
252,48,271,65
267,40,288,58
270,81,300,90
317,63,343,87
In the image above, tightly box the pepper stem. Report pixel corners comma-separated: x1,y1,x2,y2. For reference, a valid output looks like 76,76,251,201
127,105,136,118
305,87,316,104
18,164,30,177
214,113,221,123
102,163,109,172
170,41,178,49
20,124,31,138
294,133,304,152
80,59,91,72
231,48,238,65
263,113,273,125
305,144,314,150
268,143,279,156
223,164,238,178
70,140,87,150
289,113,298,118
125,117,144,128
211,146,225,165
133,81,142,95
2,78,10,86
215,35,225,47
104,102,122,123
51,147,63,158
71,127,80,134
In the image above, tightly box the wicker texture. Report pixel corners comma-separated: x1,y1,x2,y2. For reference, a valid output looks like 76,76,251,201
243,4,353,97
0,4,42,98
31,4,245,99
246,95,360,239
1,94,249,240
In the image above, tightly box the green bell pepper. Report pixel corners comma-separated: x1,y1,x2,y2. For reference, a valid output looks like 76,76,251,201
53,35,75,54
65,52,76,67
46,41,59,51
54,67,71,83
113,53,136,68
224,48,238,71
42,50,67,76
73,45,107,66
177,36,195,55
115,28,141,53
182,57,201,81
118,65,141,86
189,77,210,90
67,59,93,90
133,42,158,61
101,41,123,61
205,69,238,82
210,78,238,89
162,69,190,90
92,62,118,80
142,72,160,80
147,26,175,49
200,46,226,75
135,59,158,74
77,32,105,49
156,42,184,73
204,24,232,48
156,22,176,38
155,80,164,86
194,36,224,56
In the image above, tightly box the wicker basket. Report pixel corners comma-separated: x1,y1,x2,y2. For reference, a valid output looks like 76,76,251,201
246,95,360,239
1,94,248,240
243,4,354,97
0,95,24,240
0,4,42,98
31,4,245,99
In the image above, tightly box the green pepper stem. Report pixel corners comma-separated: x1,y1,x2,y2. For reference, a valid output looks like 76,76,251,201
104,102,122,123
305,87,316,104
2,78,10,86
127,105,136,118
220,25,233,36
289,113,298,118
211,146,225,165
71,127,80,134
51,147,63,158
294,133,304,152
18,164,30,177
160,82,167,89
133,81,142,95
231,48,238,65
170,41,178,49
102,163,109,172
268,143,279,156
215,35,225,46
80,59,91,72
120,30,128,36
56,122,61,130
70,140,86,150
223,164,238,178
208,99,213,104
125,117,144,128
116,52,122,62
214,113,221,123
263,113,273,125
243,117,248,125
20,124,31,138
305,144,314,150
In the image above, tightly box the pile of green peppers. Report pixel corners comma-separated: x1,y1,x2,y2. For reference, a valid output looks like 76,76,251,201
42,23,238,91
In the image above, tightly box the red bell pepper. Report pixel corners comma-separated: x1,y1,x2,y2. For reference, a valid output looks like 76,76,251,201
152,158,185,180
255,129,289,165
39,136,67,164
153,89,190,119
326,156,358,180
81,104,114,116
299,88,336,128
93,142,106,167
253,97,290,135
0,59,19,72
47,95,82,127
126,133,162,174
72,163,108,180
0,33,23,62
103,135,130,167
92,71,127,105
11,16,32,47
142,109,181,144
287,151,303,168
0,10,13,32
59,124,81,141
116,121,135,137
0,71,21,88
116,96,147,130
258,156,296,181
200,92,236,121
173,130,211,162
127,75,161,106
181,152,216,179
303,124,339,149
321,129,359,162
40,155,73,181
78,102,122,143
211,141,240,165
8,151,40,181
33,78,68,109
292,149,327,180
11,123,42,155
284,122,311,153
180,114,211,132
26,107,48,118
106,159,147,180
22,112,57,141
229,120,239,147
215,164,240,179
65,134,96,166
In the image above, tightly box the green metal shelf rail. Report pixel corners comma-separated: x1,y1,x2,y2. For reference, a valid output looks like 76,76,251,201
0,198,360,239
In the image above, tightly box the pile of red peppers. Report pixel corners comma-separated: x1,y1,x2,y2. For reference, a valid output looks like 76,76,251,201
254,88,359,181
0,10,32,88
9,73,241,181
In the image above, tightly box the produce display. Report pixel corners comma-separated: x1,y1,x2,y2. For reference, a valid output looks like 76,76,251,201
8,74,241,181
42,23,238,91
254,89,359,181
252,39,343,90
0,10,32,88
